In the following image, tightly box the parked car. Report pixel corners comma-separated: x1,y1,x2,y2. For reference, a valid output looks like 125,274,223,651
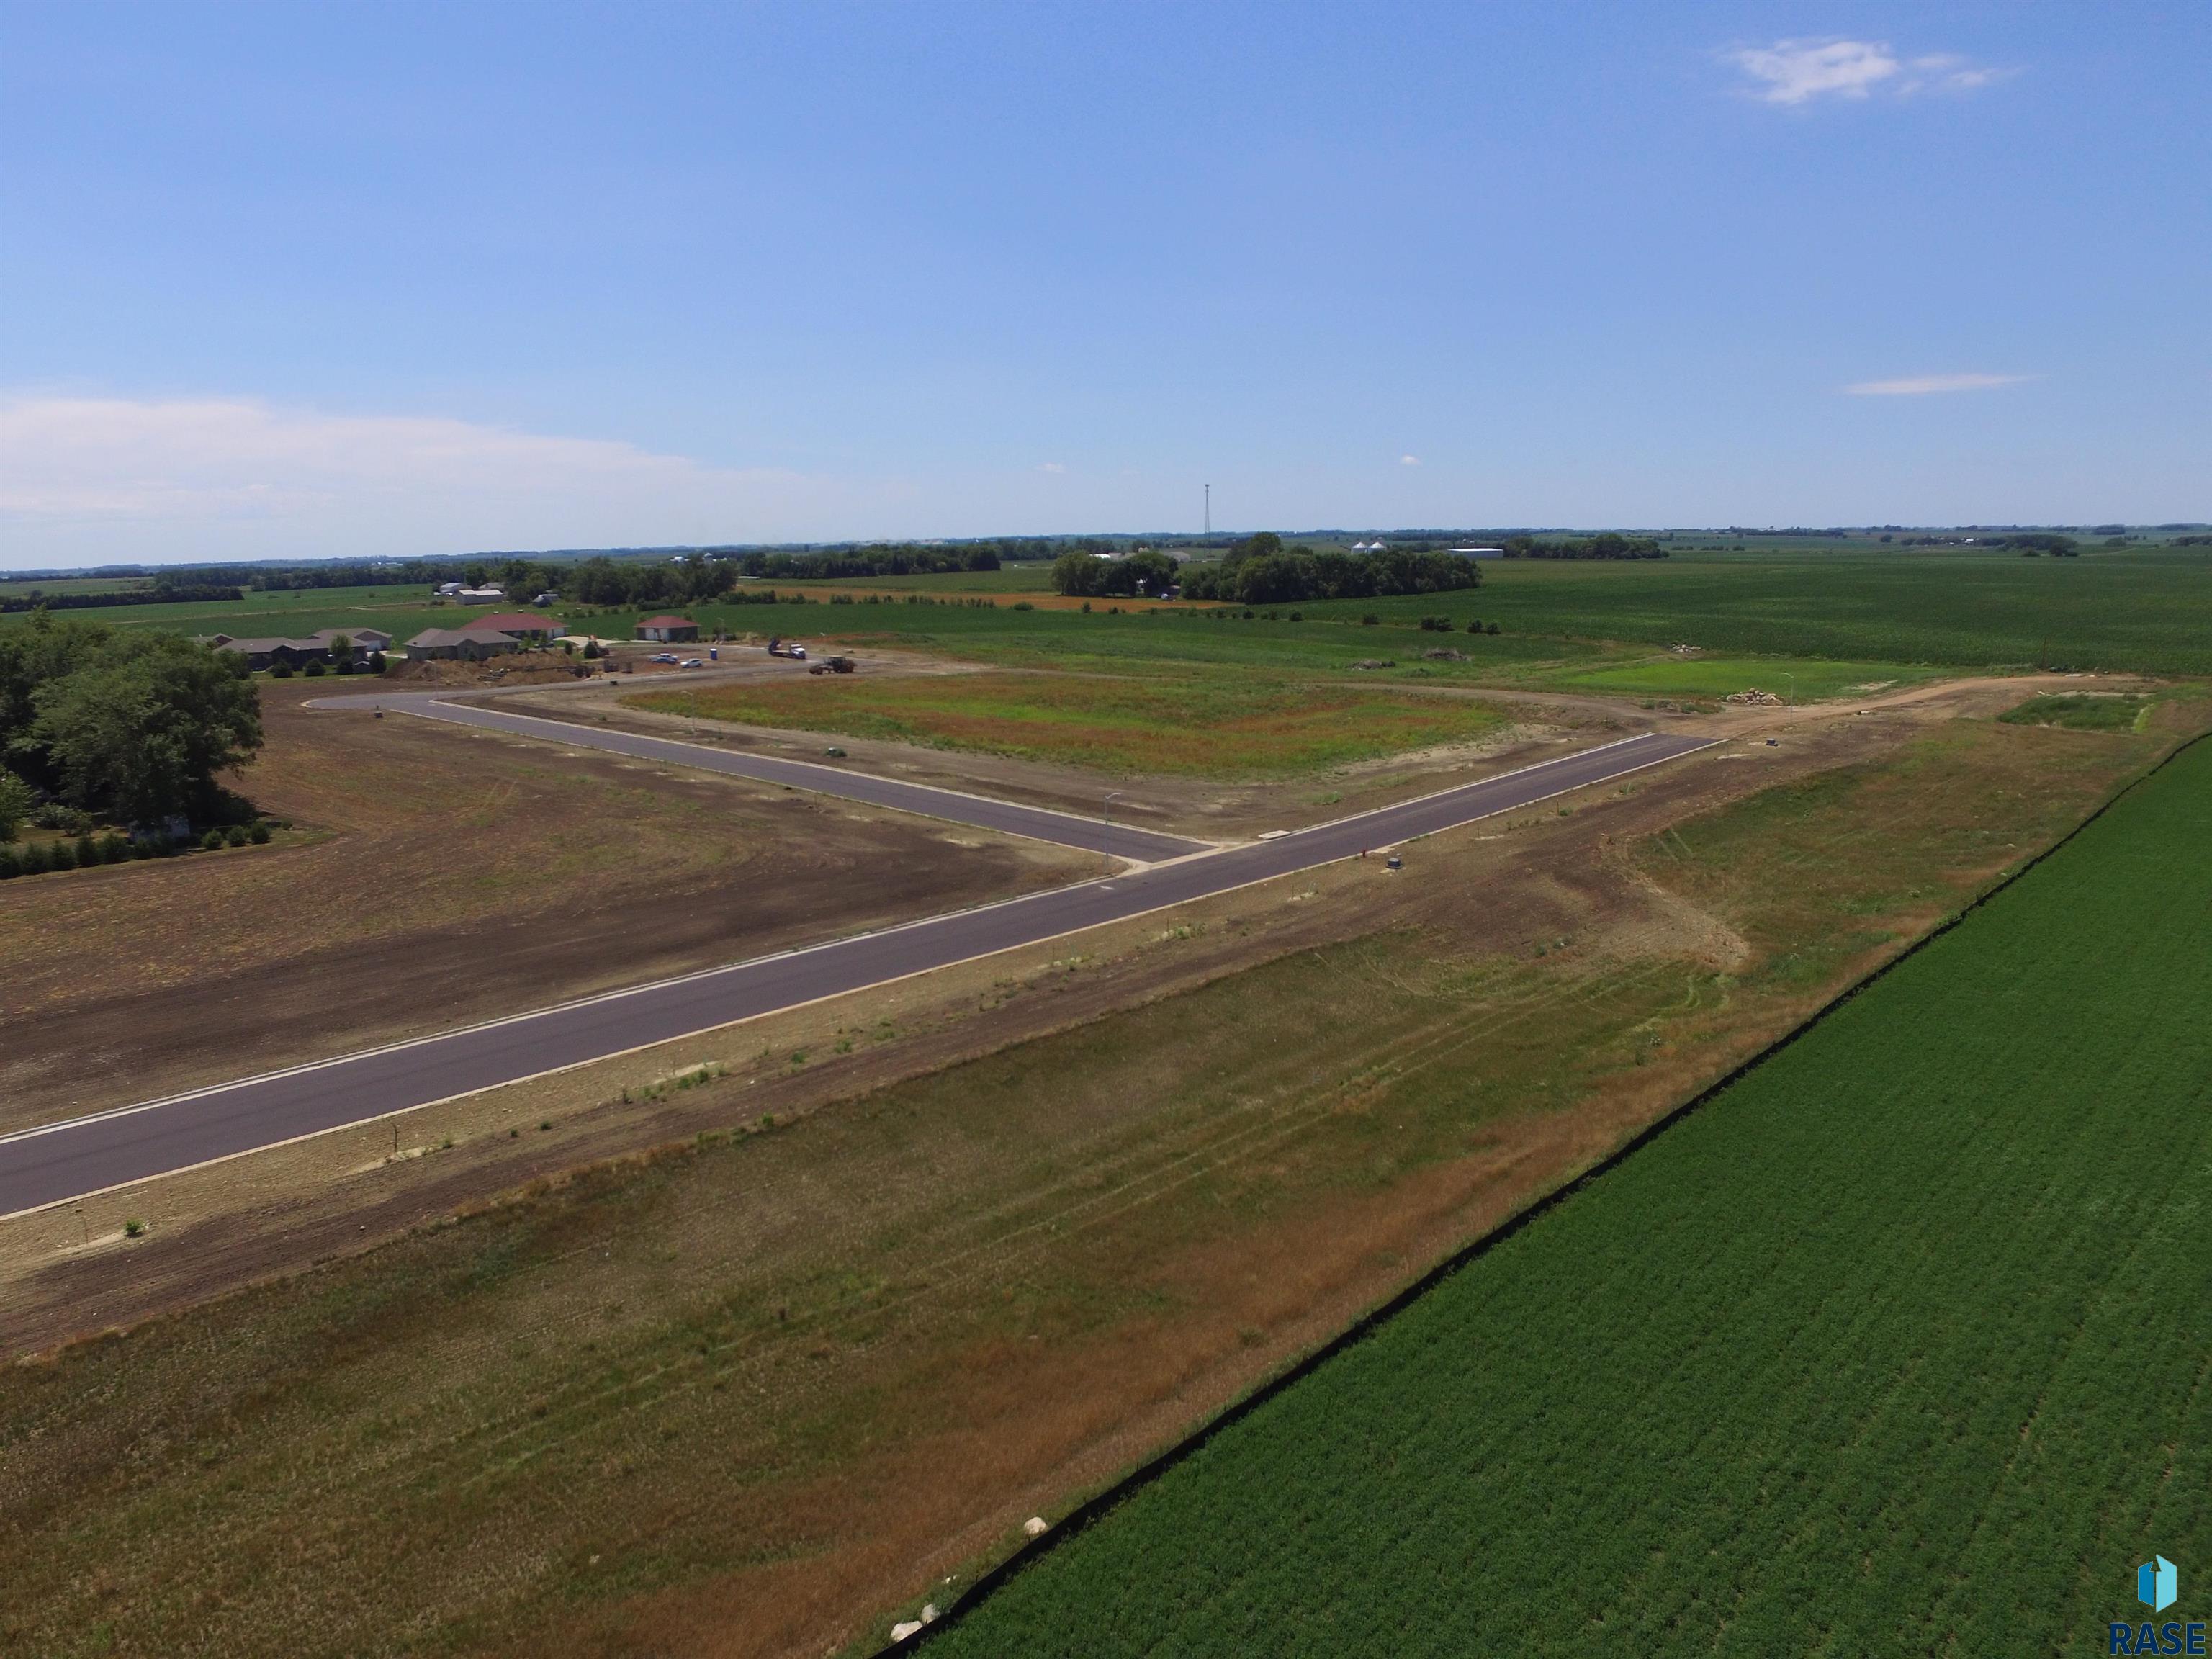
680,657,705,668
650,652,679,664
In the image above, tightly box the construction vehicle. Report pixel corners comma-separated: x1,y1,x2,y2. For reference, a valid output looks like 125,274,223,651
808,655,857,675
765,637,809,660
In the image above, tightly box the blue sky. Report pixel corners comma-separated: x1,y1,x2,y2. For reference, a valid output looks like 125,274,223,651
1,2,2205,567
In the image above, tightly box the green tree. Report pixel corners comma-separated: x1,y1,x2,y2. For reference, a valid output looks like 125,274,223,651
30,634,263,827
0,768,32,840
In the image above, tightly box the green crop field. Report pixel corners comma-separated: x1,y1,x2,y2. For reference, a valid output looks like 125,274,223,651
1298,545,2212,676
629,671,1511,778
0,583,459,641
930,737,2212,1658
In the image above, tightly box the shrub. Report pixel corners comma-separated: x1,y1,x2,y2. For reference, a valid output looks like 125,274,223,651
271,662,295,679
17,841,50,874
1361,613,1380,626
582,641,603,660
123,1219,146,1238
1011,601,1035,611
0,845,19,878
75,833,99,866
48,839,78,871
1486,621,1501,635
335,657,356,675
33,802,93,833
1466,618,1485,633
250,820,272,844
225,824,249,848
201,827,227,851
368,650,387,674
99,832,130,863
303,658,326,678
130,836,158,859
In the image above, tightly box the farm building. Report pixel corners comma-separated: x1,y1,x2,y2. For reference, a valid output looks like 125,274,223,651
472,613,565,644
1446,546,1505,559
637,615,701,643
403,627,524,662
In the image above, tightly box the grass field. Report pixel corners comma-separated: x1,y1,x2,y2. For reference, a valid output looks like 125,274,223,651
2000,691,2159,733
930,737,2212,1658
627,672,1512,778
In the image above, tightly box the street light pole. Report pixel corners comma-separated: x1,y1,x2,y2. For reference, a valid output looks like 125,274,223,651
1102,791,1125,873
1784,672,1795,709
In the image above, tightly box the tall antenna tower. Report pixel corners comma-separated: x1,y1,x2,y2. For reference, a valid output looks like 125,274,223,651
1204,482,1210,535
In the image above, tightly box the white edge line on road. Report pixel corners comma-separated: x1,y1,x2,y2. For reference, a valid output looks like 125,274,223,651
0,737,1717,1220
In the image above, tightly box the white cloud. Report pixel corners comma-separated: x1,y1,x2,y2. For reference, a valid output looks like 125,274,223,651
1036,462,1067,474
0,395,886,565
1845,373,2036,396
1399,454,1421,467
1725,38,2008,105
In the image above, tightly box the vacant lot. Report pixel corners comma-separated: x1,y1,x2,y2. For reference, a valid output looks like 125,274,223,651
929,737,2212,1659
1,706,2185,1659
0,681,1086,1130
1532,652,1938,703
626,671,1511,778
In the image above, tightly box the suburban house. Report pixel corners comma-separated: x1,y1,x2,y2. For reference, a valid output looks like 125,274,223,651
472,612,565,644
212,629,399,670
404,627,525,662
637,614,701,643
210,637,329,671
307,627,392,658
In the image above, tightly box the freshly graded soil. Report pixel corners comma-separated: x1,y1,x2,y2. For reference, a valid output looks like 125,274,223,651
0,680,1087,1133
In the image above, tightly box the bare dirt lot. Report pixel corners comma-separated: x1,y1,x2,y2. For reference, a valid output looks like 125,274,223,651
5,685,2199,1659
0,678,1089,1133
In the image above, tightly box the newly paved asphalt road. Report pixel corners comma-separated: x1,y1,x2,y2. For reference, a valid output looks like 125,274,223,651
0,731,1712,1218
316,687,1209,863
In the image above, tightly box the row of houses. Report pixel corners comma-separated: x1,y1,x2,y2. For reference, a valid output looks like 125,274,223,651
215,611,712,670
208,628,397,670
211,614,567,669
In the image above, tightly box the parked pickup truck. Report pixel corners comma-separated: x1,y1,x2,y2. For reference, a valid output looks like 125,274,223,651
808,655,857,675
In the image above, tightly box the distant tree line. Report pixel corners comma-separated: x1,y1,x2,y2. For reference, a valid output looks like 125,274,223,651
732,544,1004,580
0,582,245,613
1894,534,2080,554
1050,549,1181,599
0,613,263,831
1501,534,1668,560
1048,534,1484,605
